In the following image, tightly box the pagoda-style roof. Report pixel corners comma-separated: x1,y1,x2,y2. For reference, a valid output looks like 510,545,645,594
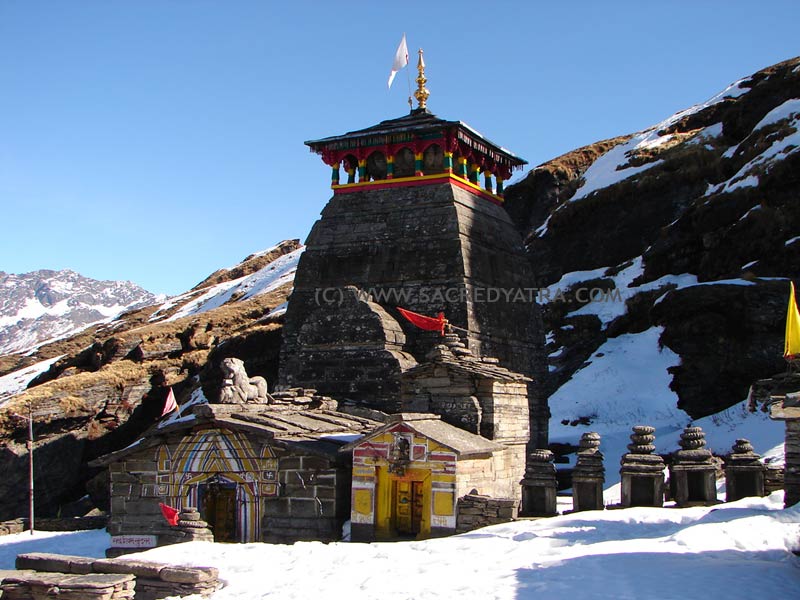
305,108,526,173
305,106,526,204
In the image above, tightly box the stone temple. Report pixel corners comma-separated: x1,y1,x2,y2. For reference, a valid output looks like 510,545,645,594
279,52,548,448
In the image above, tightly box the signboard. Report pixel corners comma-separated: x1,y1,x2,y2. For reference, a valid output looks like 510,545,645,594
110,535,157,549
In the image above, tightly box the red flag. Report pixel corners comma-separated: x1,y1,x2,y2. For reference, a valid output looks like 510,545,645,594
160,387,178,418
159,502,180,526
397,307,447,336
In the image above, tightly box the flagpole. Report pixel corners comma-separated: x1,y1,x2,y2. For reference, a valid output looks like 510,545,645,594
406,43,413,111
27,402,34,535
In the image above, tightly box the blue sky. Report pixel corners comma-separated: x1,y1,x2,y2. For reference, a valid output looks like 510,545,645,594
1,1,798,295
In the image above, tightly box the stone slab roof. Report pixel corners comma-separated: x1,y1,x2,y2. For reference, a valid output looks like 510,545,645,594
403,342,531,383
340,413,505,459
770,390,800,420
90,403,382,466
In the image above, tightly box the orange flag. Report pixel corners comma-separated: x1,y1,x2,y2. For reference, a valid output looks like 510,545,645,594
159,502,180,526
397,307,447,336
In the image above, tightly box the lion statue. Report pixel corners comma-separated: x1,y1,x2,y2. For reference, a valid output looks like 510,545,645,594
219,357,270,404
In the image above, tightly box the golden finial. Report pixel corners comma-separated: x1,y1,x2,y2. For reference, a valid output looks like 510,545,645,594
413,48,430,110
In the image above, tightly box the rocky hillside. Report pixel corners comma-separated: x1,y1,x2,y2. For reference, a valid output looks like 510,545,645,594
0,240,301,520
504,56,800,431
0,270,160,356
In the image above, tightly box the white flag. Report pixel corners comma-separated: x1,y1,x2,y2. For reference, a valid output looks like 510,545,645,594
387,34,409,89
160,387,178,417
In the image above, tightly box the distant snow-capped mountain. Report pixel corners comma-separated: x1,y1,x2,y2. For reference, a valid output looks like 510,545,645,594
0,269,160,355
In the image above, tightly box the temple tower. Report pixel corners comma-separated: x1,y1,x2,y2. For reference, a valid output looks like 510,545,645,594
279,51,548,447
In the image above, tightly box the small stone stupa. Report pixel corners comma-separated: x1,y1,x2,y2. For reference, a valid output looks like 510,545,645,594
668,426,719,507
724,438,766,502
572,432,605,512
619,426,665,508
519,449,557,517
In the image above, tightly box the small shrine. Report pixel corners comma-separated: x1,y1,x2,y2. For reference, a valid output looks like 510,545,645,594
571,432,605,512
668,426,719,507
342,413,512,541
519,449,557,517
91,394,379,550
724,438,766,502
619,426,665,508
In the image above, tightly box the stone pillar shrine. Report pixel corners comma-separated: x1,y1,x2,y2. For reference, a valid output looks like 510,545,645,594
724,438,766,502
519,449,557,517
572,432,605,512
620,426,665,508
668,426,718,507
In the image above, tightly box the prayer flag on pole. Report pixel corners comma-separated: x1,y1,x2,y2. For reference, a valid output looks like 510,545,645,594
397,307,447,336
784,282,800,358
387,33,409,89
160,387,178,418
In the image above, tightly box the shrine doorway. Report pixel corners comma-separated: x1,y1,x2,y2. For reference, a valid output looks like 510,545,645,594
199,481,237,543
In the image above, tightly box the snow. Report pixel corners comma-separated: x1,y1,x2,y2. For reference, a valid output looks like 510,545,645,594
569,137,664,202
785,236,800,246
548,257,756,329
548,325,784,491
569,76,751,203
265,301,288,319
753,98,800,131
0,356,63,406
550,327,683,436
1,493,797,599
0,529,110,569
739,204,762,222
686,122,724,145
150,247,304,323
708,99,800,197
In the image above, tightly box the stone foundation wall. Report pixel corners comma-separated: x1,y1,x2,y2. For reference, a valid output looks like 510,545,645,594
456,494,517,533
261,454,349,543
455,446,525,503
785,420,800,507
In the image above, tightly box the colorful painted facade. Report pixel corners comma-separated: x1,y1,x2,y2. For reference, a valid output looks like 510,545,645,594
343,413,510,541
94,403,379,546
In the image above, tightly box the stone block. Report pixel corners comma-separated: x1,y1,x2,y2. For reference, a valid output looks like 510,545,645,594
159,566,217,584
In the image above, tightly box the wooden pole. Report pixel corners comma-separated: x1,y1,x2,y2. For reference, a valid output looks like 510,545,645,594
28,403,34,535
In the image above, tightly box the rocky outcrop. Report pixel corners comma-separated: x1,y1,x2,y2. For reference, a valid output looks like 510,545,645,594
505,55,800,419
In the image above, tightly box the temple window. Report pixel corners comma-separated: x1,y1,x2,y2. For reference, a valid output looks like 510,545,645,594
423,144,444,175
366,151,388,181
393,147,415,178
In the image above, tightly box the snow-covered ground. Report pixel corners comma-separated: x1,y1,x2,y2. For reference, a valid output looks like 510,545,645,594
548,325,785,493
0,493,797,599
149,247,303,323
